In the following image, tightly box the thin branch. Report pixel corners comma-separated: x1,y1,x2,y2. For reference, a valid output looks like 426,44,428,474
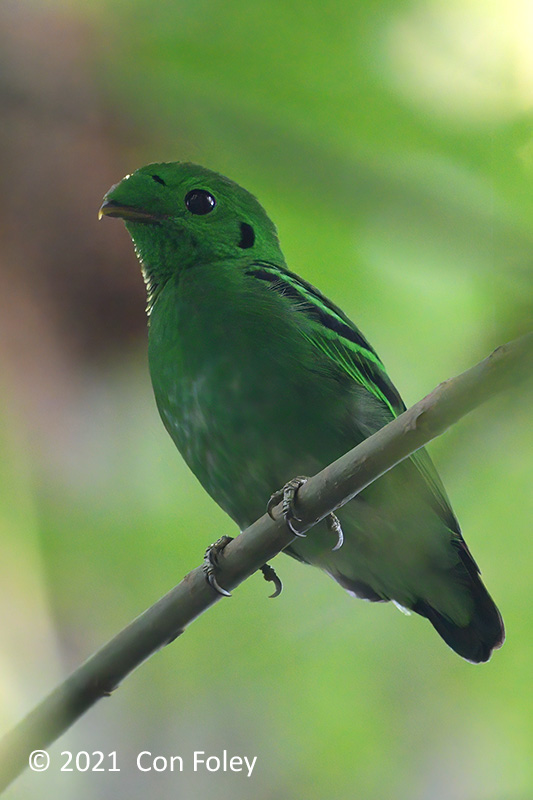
0,332,531,792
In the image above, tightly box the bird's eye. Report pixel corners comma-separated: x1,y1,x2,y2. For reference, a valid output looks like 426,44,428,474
185,189,216,215
152,174,166,185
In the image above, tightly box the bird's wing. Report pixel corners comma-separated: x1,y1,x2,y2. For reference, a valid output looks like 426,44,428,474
245,261,467,544
245,262,404,415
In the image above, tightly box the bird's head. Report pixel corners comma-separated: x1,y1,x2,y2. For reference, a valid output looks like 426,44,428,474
99,162,284,304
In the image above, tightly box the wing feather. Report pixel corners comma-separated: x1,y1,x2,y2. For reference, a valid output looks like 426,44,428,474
245,261,467,544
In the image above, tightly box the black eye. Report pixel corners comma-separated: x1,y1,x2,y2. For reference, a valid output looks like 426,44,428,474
152,174,166,185
185,189,216,215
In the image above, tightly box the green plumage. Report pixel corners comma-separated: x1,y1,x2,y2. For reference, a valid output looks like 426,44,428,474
100,162,504,662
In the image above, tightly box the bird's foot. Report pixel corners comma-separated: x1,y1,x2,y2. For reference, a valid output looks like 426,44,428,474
204,536,283,599
203,536,233,597
260,563,283,598
267,476,308,537
327,512,344,551
267,475,344,551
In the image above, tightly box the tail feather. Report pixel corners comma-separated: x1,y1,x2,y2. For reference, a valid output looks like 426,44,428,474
332,565,505,663
412,579,505,663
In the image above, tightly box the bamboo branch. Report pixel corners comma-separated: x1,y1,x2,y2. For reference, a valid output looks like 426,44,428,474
0,332,531,792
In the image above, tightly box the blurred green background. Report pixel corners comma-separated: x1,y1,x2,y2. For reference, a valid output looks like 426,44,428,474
1,0,532,798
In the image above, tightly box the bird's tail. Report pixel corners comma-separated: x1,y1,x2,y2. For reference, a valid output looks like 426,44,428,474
330,542,505,663
411,574,505,663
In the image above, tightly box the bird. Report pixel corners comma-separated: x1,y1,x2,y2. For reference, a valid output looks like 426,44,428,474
99,161,504,663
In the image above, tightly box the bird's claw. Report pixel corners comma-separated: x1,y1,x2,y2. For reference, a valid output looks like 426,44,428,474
327,512,344,551
204,536,282,600
267,476,308,537
267,476,344,551
260,563,283,598
203,536,233,597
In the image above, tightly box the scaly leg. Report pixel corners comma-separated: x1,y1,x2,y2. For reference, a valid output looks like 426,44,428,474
267,476,344,550
203,536,283,597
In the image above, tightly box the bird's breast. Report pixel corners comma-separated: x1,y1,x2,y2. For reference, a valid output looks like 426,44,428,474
147,272,348,526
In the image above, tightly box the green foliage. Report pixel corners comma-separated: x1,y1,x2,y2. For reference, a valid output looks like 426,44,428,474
1,0,532,797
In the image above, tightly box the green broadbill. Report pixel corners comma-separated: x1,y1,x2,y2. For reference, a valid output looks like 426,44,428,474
99,162,504,663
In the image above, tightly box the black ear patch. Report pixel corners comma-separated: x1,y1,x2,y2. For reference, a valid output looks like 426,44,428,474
238,222,255,249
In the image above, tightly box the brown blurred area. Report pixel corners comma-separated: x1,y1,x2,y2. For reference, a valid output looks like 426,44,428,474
0,3,147,447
